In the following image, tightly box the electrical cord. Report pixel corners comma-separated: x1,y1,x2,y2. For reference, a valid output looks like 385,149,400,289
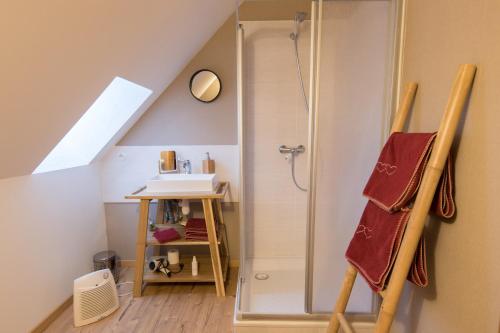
116,281,134,297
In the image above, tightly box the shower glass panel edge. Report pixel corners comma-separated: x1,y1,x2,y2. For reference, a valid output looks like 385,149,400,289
236,22,245,319
305,0,322,314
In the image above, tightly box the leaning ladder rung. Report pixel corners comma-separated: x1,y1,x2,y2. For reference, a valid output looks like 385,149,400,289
336,313,354,333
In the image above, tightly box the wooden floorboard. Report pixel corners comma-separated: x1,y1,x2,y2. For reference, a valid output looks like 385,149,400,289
44,267,238,333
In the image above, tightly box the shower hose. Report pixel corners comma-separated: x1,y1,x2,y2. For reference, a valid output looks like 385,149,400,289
291,152,307,192
290,29,308,192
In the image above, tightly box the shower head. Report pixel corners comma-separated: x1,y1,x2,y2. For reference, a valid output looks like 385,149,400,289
290,12,307,41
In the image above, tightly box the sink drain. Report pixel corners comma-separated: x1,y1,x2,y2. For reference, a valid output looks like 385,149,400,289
254,273,270,280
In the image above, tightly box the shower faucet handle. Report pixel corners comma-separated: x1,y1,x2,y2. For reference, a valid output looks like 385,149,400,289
279,145,305,155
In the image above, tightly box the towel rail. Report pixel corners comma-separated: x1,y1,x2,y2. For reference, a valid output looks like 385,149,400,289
326,64,477,333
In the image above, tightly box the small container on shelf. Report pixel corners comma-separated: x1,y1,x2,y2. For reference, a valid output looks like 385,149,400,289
202,152,216,174
192,256,199,277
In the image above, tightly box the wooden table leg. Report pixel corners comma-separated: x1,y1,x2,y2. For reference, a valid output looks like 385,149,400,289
202,198,225,297
215,199,230,281
133,199,150,297
155,199,166,225
152,199,165,256
215,199,225,225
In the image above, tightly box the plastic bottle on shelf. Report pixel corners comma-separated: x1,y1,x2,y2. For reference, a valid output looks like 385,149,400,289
192,256,198,276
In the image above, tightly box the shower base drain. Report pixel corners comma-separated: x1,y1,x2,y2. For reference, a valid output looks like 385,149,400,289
254,273,270,280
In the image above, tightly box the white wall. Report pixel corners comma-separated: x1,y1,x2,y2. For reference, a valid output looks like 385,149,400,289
243,20,310,259
0,165,107,332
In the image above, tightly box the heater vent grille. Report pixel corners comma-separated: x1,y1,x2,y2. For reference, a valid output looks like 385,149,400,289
79,280,118,320
73,269,119,327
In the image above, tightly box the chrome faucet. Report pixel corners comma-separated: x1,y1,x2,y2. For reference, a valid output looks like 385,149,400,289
178,159,192,174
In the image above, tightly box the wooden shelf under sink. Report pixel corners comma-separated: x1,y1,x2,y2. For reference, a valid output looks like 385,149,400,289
126,182,230,297
143,254,229,283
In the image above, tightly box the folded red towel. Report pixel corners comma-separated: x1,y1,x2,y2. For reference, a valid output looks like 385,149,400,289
153,227,181,244
363,132,455,218
185,218,210,241
345,202,427,291
186,218,207,230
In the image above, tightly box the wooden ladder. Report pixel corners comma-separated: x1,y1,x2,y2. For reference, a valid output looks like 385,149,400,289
327,64,477,333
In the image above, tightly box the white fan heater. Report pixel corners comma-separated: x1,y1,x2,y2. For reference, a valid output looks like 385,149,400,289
73,269,119,327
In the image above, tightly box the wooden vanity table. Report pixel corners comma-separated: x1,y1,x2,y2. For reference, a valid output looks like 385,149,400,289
125,182,230,297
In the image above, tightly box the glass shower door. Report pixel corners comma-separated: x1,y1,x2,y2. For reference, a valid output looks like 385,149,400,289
308,0,394,313
235,0,398,320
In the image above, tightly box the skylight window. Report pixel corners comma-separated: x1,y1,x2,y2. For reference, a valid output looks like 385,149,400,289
33,77,152,174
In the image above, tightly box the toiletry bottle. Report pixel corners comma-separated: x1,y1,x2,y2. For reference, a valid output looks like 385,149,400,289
202,152,215,174
179,199,190,226
192,256,198,276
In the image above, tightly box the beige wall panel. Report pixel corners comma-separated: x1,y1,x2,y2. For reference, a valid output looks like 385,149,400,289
119,1,313,146
119,18,238,146
393,1,500,332
0,1,236,178
239,0,311,21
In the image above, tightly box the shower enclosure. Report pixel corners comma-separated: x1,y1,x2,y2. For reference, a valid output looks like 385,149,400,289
236,0,403,323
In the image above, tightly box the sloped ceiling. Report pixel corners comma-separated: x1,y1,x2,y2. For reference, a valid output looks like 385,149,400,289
0,0,236,179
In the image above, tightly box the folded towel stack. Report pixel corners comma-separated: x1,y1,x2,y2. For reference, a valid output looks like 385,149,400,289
185,218,214,241
153,227,181,244
345,132,455,292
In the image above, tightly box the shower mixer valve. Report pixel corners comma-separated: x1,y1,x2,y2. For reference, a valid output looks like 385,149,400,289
279,145,305,157
279,145,307,192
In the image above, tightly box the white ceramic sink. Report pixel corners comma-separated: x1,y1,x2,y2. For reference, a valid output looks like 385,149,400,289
145,174,218,193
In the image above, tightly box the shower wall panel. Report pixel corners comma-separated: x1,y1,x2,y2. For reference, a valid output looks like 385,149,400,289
311,1,391,312
243,21,310,259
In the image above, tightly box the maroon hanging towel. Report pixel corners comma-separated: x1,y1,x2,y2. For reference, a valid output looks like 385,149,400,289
346,132,455,292
363,132,455,218
345,202,427,292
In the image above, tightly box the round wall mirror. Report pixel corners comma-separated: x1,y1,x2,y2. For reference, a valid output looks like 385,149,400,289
189,69,222,103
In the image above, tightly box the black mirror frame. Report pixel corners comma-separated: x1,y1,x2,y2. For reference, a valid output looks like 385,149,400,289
189,69,222,103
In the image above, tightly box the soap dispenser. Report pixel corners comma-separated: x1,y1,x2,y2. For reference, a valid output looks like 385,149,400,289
202,152,215,174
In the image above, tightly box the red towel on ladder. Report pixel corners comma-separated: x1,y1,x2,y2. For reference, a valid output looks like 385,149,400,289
346,132,454,292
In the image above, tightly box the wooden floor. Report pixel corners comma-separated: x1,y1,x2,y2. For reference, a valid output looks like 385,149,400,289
44,267,238,333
